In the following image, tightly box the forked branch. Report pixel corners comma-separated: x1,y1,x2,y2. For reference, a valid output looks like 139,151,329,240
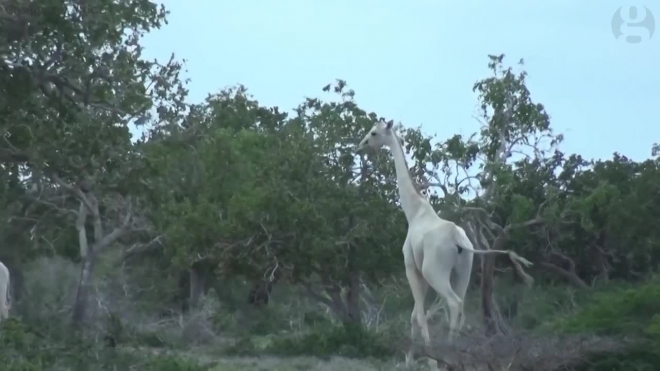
94,197,132,253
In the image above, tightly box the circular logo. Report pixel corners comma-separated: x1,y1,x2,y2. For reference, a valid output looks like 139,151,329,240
611,6,655,43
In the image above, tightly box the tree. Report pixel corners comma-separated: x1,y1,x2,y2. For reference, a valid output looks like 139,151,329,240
555,153,660,283
144,82,407,325
0,0,189,325
140,85,293,308
288,80,406,324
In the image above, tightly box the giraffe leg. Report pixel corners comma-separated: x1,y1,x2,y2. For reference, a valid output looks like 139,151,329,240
405,267,438,371
422,255,463,344
405,269,428,367
452,251,474,333
0,280,7,320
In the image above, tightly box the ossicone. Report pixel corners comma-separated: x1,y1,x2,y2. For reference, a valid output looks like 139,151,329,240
378,117,394,130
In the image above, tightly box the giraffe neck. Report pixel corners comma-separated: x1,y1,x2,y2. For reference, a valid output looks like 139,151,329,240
387,132,425,221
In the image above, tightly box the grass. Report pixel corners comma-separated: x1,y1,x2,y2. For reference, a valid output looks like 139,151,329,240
136,352,402,371
206,356,401,371
5,257,660,370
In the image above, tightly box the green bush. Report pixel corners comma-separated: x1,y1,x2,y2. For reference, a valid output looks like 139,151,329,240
512,287,570,329
548,277,660,338
222,336,259,356
0,318,65,370
264,322,391,359
140,355,211,371
571,349,660,371
211,303,291,336
544,277,660,371
0,318,209,371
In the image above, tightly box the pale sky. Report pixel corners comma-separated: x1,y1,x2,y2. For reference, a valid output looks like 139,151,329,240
140,1,659,162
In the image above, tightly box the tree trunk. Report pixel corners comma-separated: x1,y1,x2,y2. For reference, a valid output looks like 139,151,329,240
247,266,282,307
327,285,348,321
72,200,93,326
302,277,349,322
247,280,273,307
53,181,132,327
189,262,208,308
462,222,499,334
345,243,361,325
480,253,497,336
344,280,361,324
72,256,95,325
478,230,509,336
178,270,190,313
593,231,610,283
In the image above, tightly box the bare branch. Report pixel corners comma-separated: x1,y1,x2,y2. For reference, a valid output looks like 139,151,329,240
76,201,89,258
462,207,502,232
541,249,589,289
540,261,589,289
88,194,103,243
122,234,165,261
22,193,78,217
429,172,449,196
503,217,544,234
477,219,497,242
93,197,132,253
51,173,95,214
301,282,335,311
462,220,480,249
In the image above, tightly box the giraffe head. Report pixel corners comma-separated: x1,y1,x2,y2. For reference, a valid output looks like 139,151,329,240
356,118,395,152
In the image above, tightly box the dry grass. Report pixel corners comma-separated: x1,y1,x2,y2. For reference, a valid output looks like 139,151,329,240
207,356,397,371
120,346,405,371
402,328,624,371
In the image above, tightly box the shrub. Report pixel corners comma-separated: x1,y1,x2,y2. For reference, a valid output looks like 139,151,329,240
570,349,660,371
545,276,660,371
264,322,391,359
140,355,211,371
549,277,660,338
0,317,210,371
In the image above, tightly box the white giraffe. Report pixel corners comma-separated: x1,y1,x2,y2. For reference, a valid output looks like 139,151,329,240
357,119,532,370
0,261,10,321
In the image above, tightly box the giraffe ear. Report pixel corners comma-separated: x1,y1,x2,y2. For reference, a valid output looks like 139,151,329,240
386,120,393,129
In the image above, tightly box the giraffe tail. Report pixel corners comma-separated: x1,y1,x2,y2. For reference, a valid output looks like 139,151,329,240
451,225,535,287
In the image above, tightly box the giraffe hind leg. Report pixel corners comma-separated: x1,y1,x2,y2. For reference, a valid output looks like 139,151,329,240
405,267,437,370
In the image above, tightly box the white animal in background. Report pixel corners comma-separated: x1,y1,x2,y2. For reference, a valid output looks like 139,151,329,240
0,261,11,321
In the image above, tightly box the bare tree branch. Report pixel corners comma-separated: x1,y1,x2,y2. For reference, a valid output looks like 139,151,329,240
94,197,132,253
503,217,544,234
51,173,95,214
76,201,89,258
122,234,165,261
541,250,589,289
301,282,337,313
